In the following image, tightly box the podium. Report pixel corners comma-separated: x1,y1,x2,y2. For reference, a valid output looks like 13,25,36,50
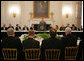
34,24,51,31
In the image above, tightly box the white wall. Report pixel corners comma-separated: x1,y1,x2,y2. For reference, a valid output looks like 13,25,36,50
1,1,81,28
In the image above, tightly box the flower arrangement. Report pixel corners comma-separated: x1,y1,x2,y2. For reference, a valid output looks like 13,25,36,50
35,33,63,40
19,33,63,43
56,34,61,39
35,33,50,46
19,34,28,43
35,33,50,39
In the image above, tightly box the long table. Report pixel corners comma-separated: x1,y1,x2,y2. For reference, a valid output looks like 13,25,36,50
1,31,83,40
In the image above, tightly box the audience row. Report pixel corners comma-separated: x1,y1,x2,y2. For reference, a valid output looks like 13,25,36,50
1,23,83,31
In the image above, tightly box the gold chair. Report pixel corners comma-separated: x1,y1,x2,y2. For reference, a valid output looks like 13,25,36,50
65,46,78,60
45,49,60,60
24,49,40,60
81,49,83,60
2,48,17,60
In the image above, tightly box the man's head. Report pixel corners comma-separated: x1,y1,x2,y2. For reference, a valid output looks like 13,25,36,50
24,25,27,27
72,24,75,27
3,24,6,27
9,24,12,27
50,28,57,38
28,30,35,38
61,24,64,27
16,24,19,27
56,25,58,28
66,23,70,27
65,27,71,36
31,24,34,27
7,28,15,36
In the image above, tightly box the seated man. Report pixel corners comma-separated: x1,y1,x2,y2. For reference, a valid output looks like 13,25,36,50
62,27,77,47
60,24,65,31
66,23,70,28
30,24,34,30
15,24,21,31
1,24,7,30
41,28,64,60
22,30,40,49
1,28,23,60
7,24,14,29
78,26,83,31
49,24,53,30
23,25,29,31
71,24,77,31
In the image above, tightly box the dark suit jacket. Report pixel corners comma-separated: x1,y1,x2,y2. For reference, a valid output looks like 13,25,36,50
71,26,77,30
23,27,29,30
78,28,83,31
15,27,21,31
22,38,40,60
77,40,83,60
1,36,23,60
1,27,8,30
7,26,14,29
41,37,64,60
30,27,34,30
62,34,77,47
22,38,40,49
60,27,65,31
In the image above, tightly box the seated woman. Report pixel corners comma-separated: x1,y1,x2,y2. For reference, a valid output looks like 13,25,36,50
55,25,60,31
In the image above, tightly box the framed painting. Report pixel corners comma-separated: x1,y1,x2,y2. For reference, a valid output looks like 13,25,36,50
33,1,50,18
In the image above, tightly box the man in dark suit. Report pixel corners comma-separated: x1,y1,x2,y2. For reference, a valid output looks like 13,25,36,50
1,24,8,30
1,28,23,60
71,24,77,31
7,24,14,29
30,24,34,30
62,27,77,47
22,30,40,49
77,40,83,60
41,28,64,60
78,26,83,31
22,30,40,60
15,24,21,31
60,24,66,31
23,25,29,31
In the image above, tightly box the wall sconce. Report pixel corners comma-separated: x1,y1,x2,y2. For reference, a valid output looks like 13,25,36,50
50,12,54,20
62,6,72,18
13,13,16,18
9,6,20,18
65,13,69,18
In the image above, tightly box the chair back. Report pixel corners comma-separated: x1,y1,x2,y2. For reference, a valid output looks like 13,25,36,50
45,49,60,60
65,46,78,60
2,48,17,60
24,49,40,60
